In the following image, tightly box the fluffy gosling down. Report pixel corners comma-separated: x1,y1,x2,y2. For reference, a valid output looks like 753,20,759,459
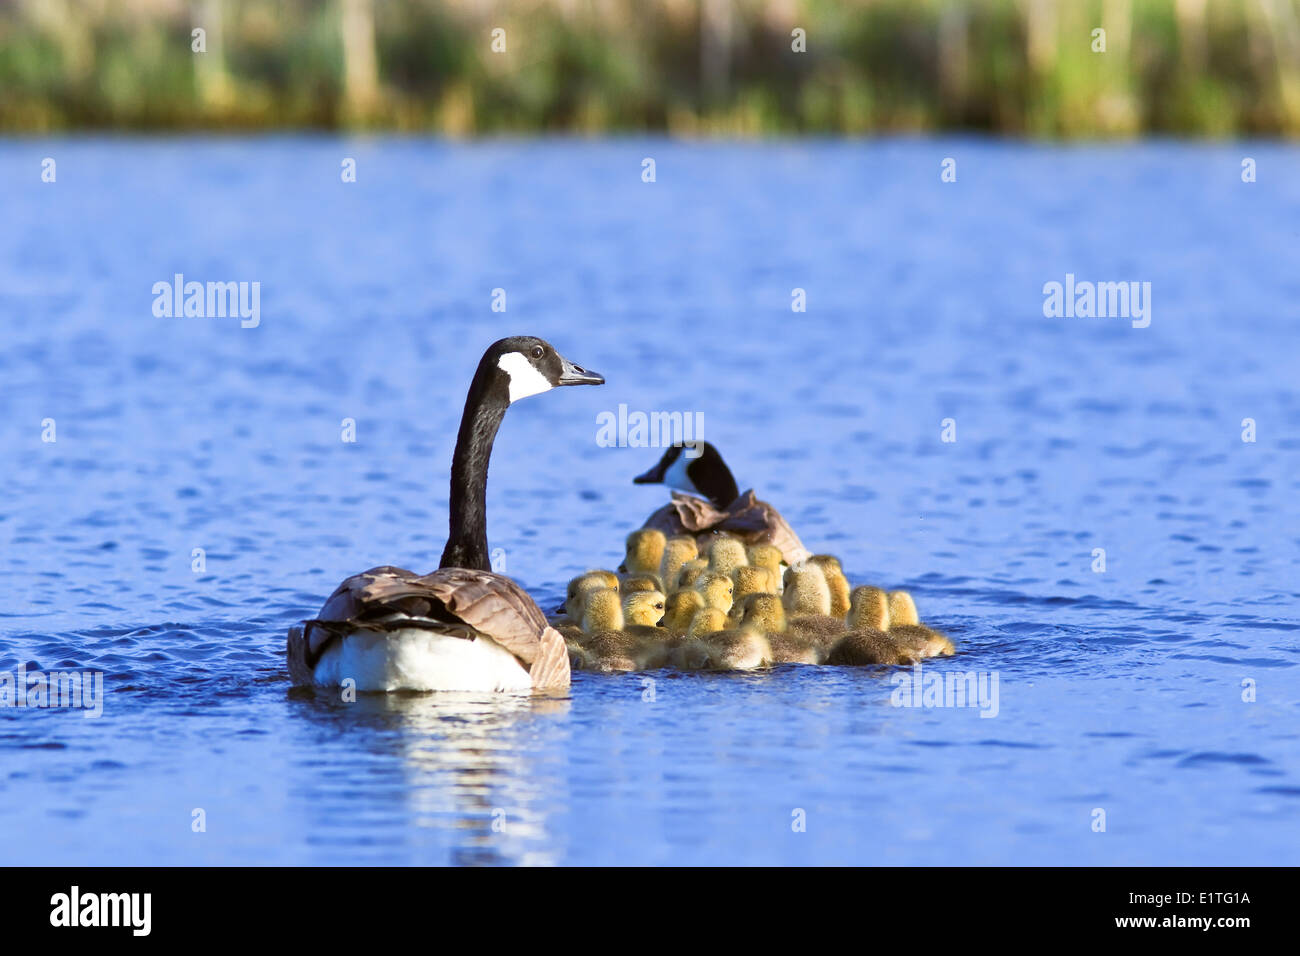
561,530,953,674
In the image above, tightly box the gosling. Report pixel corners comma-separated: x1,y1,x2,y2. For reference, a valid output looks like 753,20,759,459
808,554,851,618
887,590,956,658
740,594,820,664
659,535,699,592
694,570,735,615
828,586,909,666
663,588,706,633
782,565,843,647
622,528,667,577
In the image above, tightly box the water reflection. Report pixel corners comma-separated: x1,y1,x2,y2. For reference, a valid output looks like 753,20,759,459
288,690,571,865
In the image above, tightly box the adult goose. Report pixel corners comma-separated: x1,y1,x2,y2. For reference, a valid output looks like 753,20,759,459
633,441,811,565
287,336,604,693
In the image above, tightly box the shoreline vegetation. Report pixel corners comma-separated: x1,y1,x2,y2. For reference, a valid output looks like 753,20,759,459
3,0,1299,137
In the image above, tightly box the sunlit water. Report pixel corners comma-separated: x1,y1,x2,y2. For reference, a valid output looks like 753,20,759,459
1,138,1298,865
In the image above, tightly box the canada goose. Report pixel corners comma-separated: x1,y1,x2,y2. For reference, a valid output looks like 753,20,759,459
887,590,956,658
663,589,706,633
694,571,735,614
621,528,666,577
659,535,699,592
633,442,812,565
808,555,851,618
287,336,603,692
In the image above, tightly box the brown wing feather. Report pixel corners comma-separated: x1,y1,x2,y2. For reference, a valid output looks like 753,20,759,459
291,565,569,690
640,490,811,566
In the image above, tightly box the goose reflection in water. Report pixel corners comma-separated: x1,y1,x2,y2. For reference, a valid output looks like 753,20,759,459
287,690,571,865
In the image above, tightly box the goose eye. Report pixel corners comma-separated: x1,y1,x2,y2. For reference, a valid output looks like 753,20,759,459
531,345,544,358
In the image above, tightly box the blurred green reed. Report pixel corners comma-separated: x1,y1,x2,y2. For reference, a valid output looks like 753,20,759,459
2,0,1298,136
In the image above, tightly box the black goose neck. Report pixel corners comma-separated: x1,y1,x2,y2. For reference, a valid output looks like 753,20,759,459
439,360,509,572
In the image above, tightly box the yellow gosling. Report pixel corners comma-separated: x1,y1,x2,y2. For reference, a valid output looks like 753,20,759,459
768,633,823,664
827,631,912,666
808,555,851,618
731,565,772,608
565,570,618,621
659,536,699,593
847,586,891,632
707,536,749,575
663,589,706,633
886,589,956,658
581,587,624,635
582,630,642,673
782,565,832,617
746,543,784,591
829,585,907,665
687,607,728,638
675,558,708,590
891,624,956,658
737,593,787,632
690,625,772,670
622,590,666,629
887,590,920,626
620,574,663,594
694,571,735,614
623,528,667,577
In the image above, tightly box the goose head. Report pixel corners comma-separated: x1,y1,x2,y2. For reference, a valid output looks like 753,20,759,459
623,590,667,627
633,441,739,509
694,570,735,613
483,336,604,405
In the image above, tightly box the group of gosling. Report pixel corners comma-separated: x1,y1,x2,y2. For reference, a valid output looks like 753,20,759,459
555,529,955,674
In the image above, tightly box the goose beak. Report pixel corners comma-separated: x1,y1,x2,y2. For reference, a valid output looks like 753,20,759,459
556,354,605,387
633,461,667,484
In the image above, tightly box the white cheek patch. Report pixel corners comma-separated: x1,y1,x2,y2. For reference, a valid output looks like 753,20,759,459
497,351,553,404
662,451,702,497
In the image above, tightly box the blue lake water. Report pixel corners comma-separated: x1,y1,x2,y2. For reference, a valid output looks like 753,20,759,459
1,137,1298,865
